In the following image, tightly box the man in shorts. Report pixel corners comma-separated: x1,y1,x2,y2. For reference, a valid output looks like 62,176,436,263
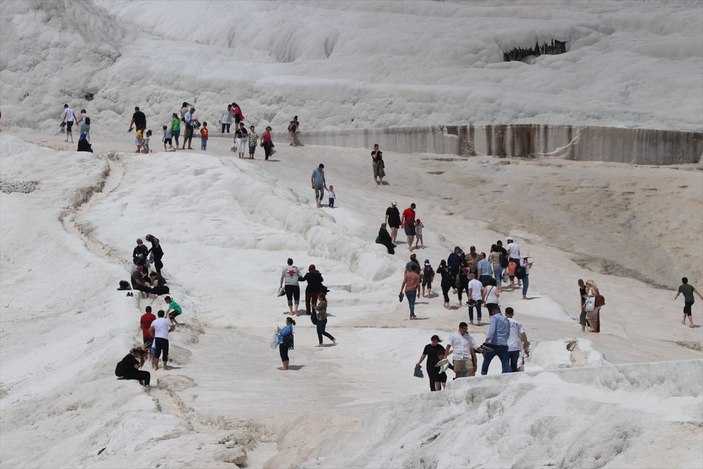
149,310,175,370
674,277,703,328
62,104,75,143
385,201,401,243
401,203,417,251
311,163,327,208
164,296,183,326
444,322,478,378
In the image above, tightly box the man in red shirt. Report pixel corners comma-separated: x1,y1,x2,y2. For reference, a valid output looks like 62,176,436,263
140,306,157,347
401,203,417,251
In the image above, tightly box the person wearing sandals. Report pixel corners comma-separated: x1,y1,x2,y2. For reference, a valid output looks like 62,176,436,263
315,292,336,347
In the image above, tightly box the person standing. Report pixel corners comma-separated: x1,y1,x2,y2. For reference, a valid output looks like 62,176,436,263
416,335,447,391
129,106,146,133
488,245,503,286
145,234,164,275
480,305,511,375
299,264,325,315
261,126,274,160
505,307,530,372
182,106,195,149
414,219,424,249
520,257,534,299
327,185,336,208
115,346,151,392
436,259,453,309
77,109,90,142
444,322,478,378
477,252,492,286
675,277,703,328
200,121,209,150
140,306,157,347
276,317,295,370
447,246,464,294
221,104,232,133
234,122,248,158
288,116,299,146
584,280,602,333
248,125,258,159
315,291,336,347
506,237,521,289
371,144,385,185
421,260,434,298
311,163,327,208
62,104,75,143
401,203,417,250
467,272,484,325
400,263,421,320
279,258,301,315
385,202,401,243
578,279,588,332
149,310,175,370
170,113,181,149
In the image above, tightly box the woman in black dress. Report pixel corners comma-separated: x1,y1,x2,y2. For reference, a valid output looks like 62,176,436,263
436,260,453,309
416,335,448,391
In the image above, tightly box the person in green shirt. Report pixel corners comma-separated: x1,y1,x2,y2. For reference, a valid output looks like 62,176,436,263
674,277,703,328
164,295,183,326
170,113,181,149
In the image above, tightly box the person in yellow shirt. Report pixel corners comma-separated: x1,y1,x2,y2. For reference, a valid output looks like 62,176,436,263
135,129,143,153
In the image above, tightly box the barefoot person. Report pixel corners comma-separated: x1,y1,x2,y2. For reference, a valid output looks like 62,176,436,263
315,291,336,347
164,296,182,326
149,310,175,370
401,203,417,250
311,163,327,208
61,104,75,143
115,345,151,392
675,277,703,328
279,258,301,315
416,335,447,391
385,202,401,243
444,322,478,378
400,263,421,320
371,144,385,184
277,317,295,370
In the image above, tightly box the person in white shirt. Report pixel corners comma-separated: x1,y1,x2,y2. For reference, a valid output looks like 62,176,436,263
62,104,75,143
149,310,175,370
467,272,485,325
444,322,478,378
507,237,521,288
505,307,530,372
279,258,301,315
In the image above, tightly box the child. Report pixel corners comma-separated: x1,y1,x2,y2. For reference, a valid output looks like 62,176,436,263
248,125,258,159
164,296,183,326
415,219,424,248
328,185,335,208
162,125,174,152
200,122,209,150
142,130,152,154
135,129,144,153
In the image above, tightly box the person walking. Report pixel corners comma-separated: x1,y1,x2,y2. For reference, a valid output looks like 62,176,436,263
483,277,500,315
315,291,336,347
477,252,492,286
234,122,248,158
444,322,478,378
129,106,146,133
385,202,401,243
505,307,530,372
506,237,521,289
584,280,602,333
578,279,588,332
164,296,183,326
467,272,484,325
115,346,151,392
421,260,434,298
276,317,295,370
480,305,511,375
62,104,75,143
261,126,275,160
299,264,325,315
401,203,417,250
170,113,181,149
436,259,453,309
311,163,327,208
247,125,258,159
149,310,175,370
488,244,503,286
674,277,703,328
400,263,421,319
371,144,385,185
145,234,164,275
416,335,447,391
447,246,464,294
279,258,301,315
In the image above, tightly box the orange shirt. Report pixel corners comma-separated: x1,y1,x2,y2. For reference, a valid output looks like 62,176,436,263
200,127,209,138
404,271,420,291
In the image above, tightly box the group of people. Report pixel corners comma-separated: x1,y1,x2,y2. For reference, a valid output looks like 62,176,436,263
416,307,530,391
378,201,424,254
61,104,93,153
117,234,184,391
276,258,336,369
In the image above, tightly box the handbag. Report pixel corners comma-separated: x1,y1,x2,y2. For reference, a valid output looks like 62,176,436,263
277,287,286,297
594,294,606,307
584,296,596,313
413,364,424,378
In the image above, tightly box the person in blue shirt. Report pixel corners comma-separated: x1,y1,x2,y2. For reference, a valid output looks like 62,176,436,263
277,317,296,370
480,305,511,374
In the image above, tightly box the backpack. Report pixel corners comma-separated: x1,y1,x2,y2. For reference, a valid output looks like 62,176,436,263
423,265,434,280
310,312,318,325
499,253,508,268
516,265,526,280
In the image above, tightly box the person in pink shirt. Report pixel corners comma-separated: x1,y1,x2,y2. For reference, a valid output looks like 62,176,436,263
400,263,421,319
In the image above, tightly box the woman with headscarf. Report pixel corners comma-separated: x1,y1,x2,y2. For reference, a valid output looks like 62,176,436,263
377,223,395,254
115,345,151,391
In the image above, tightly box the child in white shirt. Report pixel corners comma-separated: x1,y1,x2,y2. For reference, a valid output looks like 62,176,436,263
328,185,336,208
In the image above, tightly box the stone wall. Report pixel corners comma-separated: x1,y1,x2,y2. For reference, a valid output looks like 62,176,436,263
279,125,703,165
